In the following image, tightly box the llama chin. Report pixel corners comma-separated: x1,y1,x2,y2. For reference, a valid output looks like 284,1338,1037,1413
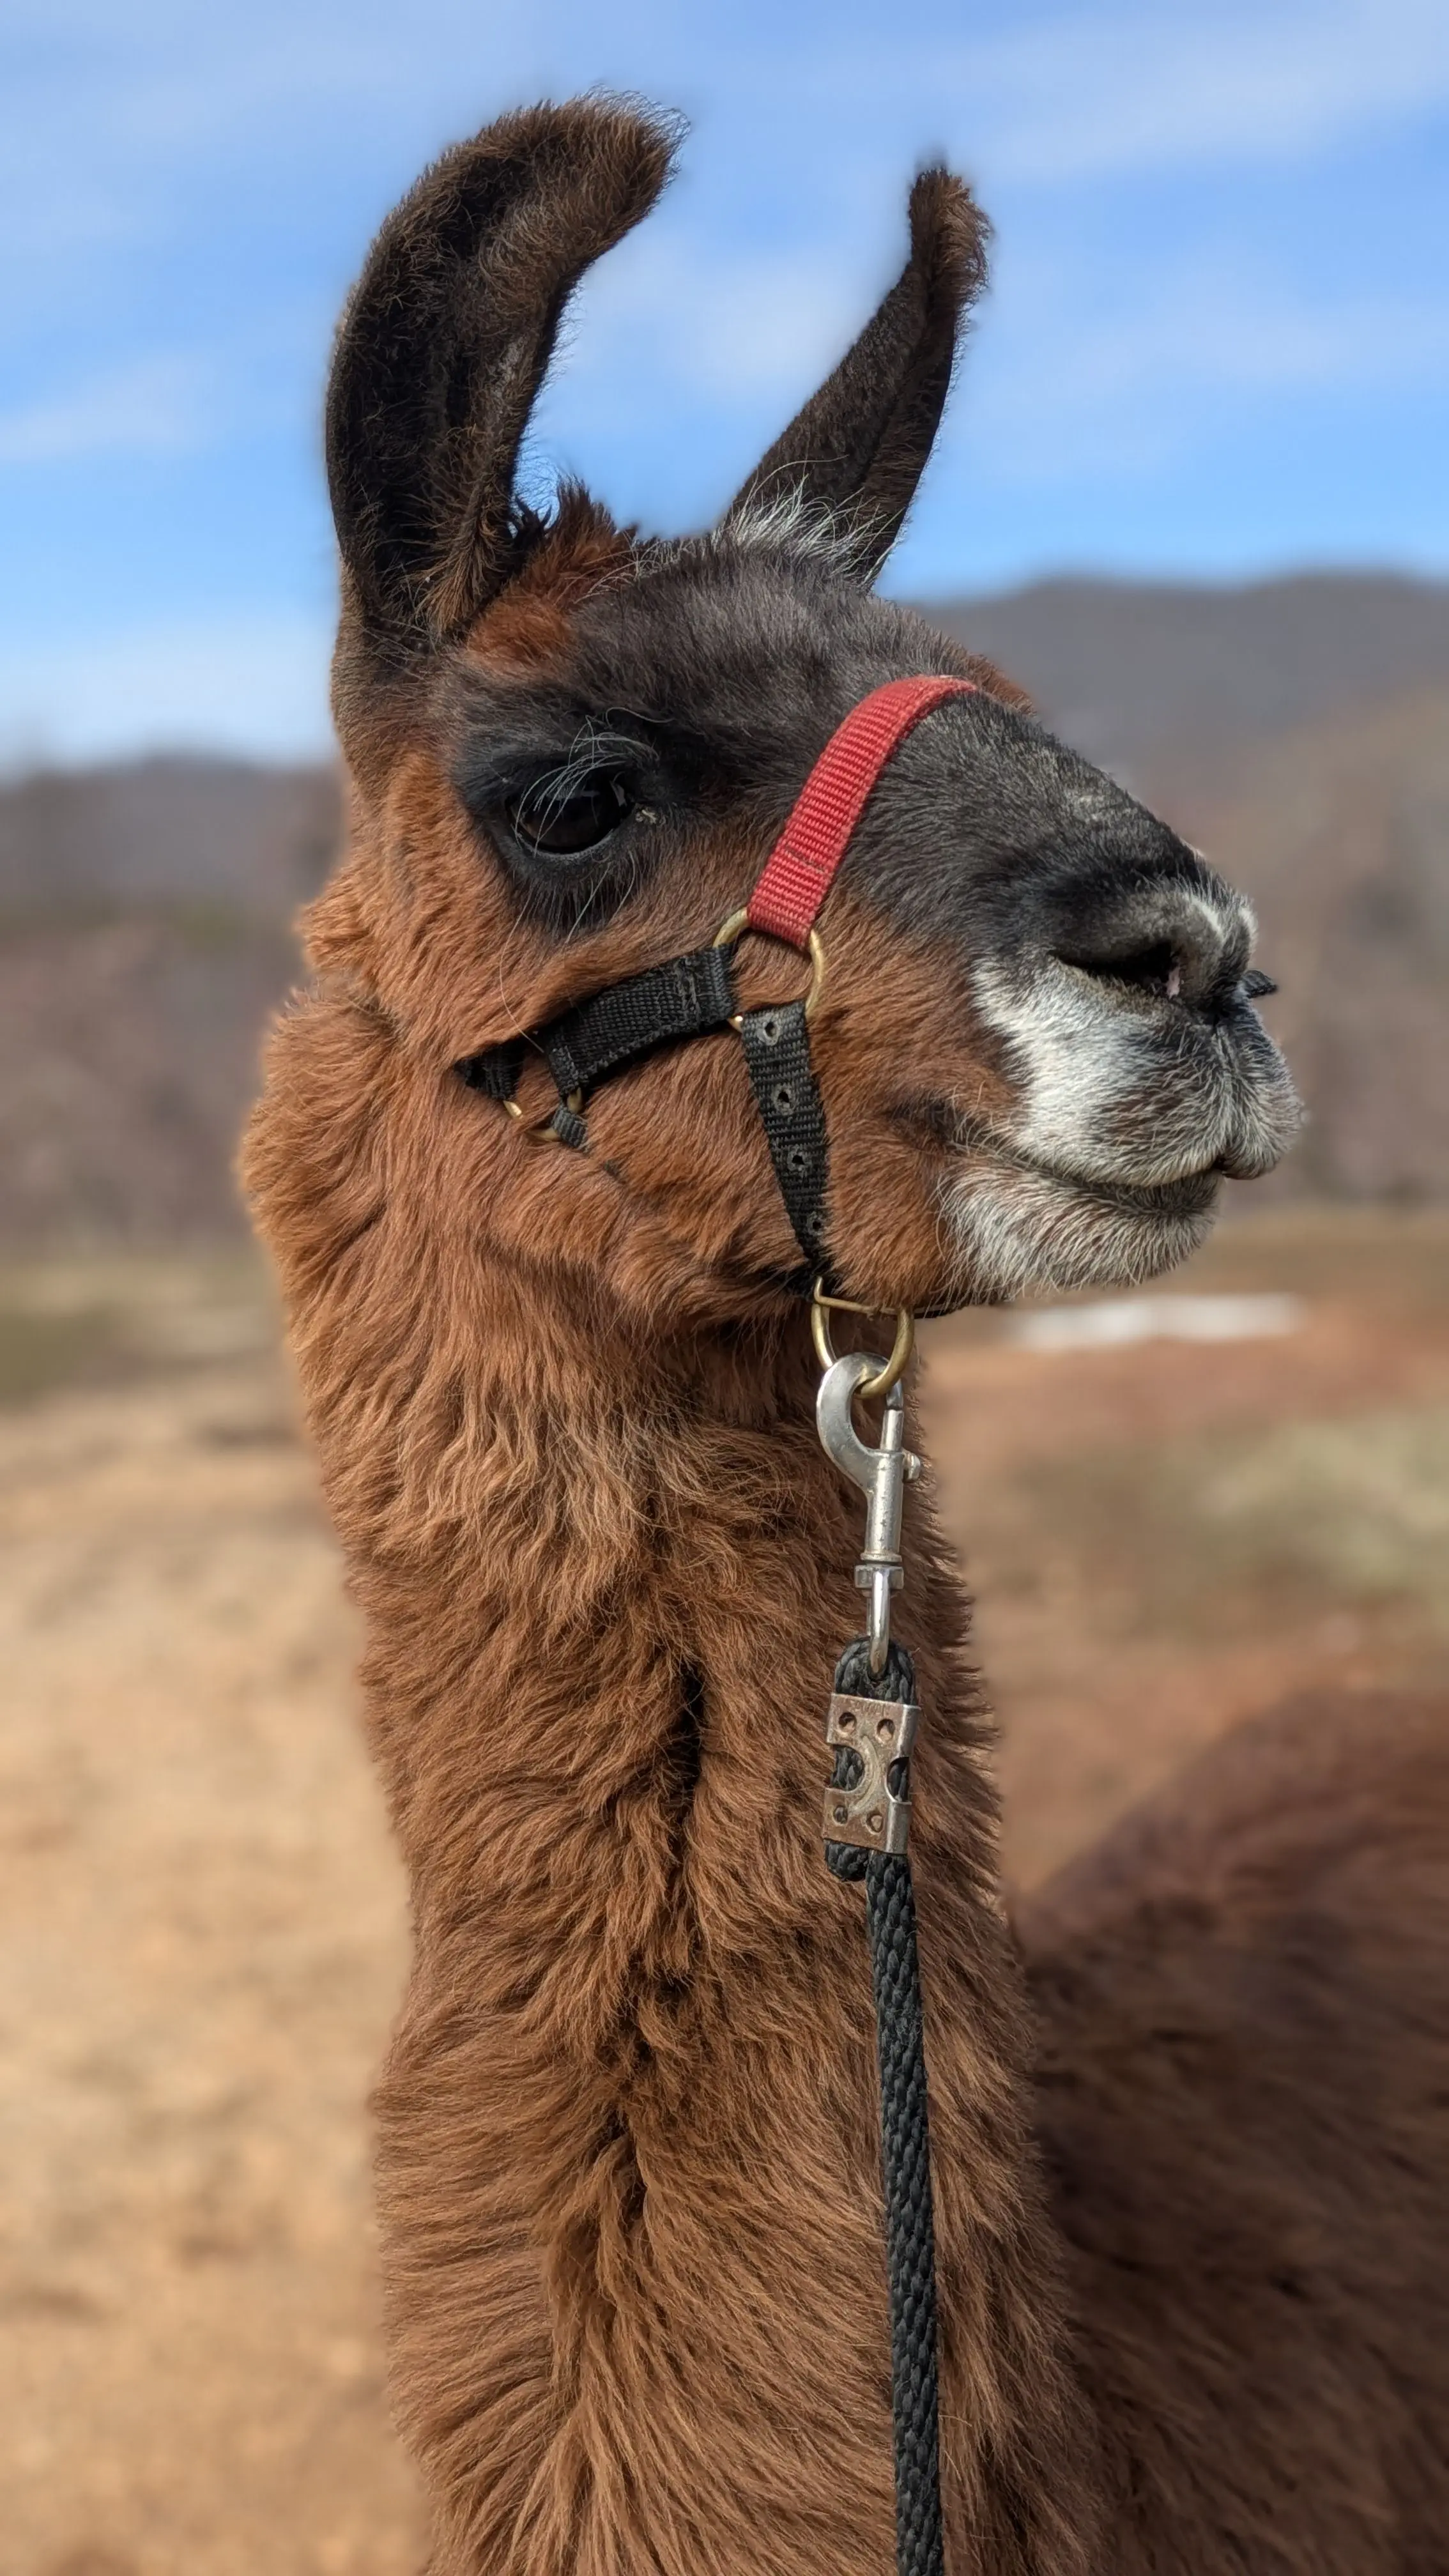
940,1149,1222,1303
937,929,1299,1300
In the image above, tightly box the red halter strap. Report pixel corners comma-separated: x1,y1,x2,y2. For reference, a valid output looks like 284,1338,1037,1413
744,673,979,950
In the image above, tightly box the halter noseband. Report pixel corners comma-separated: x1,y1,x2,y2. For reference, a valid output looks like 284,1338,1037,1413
457,673,977,1292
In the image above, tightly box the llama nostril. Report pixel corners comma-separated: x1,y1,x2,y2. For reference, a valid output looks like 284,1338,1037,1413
1066,938,1180,999
1061,936,1188,1005
1055,893,1243,1014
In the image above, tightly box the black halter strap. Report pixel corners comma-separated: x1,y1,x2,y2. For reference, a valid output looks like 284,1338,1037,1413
456,934,834,1290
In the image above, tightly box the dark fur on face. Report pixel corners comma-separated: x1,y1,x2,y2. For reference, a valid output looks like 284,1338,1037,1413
237,103,1448,2576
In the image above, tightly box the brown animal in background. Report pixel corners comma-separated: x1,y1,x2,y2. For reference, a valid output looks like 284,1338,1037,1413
244,99,1449,2574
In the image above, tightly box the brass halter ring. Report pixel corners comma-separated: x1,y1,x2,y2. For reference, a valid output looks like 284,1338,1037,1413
714,907,827,1023
810,1284,916,1401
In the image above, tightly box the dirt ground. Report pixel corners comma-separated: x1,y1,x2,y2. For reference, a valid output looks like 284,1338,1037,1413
3,1209,1446,2576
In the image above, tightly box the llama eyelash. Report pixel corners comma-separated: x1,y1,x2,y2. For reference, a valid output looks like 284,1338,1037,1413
507,723,652,823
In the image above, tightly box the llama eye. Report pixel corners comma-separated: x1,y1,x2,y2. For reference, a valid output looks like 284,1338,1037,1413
505,767,634,858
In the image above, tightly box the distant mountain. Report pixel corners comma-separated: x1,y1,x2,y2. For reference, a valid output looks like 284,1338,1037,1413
1168,682,1449,1202
1,574,1447,1241
926,572,1449,797
0,760,342,1241
0,907,302,1241
0,756,339,923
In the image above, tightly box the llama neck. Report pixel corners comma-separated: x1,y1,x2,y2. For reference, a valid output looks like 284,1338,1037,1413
344,1262,981,1954
319,1251,1095,2570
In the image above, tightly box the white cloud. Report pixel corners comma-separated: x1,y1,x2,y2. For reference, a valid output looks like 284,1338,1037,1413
1,0,1446,752
27,0,1449,185
953,254,1449,482
0,611,334,766
827,0,1449,185
10,0,1445,303
0,355,216,466
551,229,862,411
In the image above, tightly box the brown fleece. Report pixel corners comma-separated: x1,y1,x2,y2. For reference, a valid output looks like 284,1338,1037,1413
245,91,1449,2574
245,977,1092,2573
246,850,1449,2573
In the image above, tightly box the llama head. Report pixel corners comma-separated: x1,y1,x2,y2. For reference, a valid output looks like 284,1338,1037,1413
312,98,1300,1326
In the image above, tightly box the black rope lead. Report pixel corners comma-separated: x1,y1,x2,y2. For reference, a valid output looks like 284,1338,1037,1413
827,1636,944,2576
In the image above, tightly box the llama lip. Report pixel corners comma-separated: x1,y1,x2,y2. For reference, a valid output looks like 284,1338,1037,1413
947,1113,1222,1220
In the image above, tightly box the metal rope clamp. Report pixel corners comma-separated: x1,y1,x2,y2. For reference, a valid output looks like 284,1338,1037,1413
816,1338,923,1854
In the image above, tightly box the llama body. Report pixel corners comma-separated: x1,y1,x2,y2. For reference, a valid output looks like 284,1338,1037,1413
247,98,1449,2572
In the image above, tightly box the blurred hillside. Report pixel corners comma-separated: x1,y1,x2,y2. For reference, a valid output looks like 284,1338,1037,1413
2,572,1448,1243
1169,686,1449,1200
935,571,1449,795
0,763,339,1241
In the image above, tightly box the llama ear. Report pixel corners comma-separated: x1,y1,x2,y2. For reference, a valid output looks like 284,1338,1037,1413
726,168,990,581
326,100,678,652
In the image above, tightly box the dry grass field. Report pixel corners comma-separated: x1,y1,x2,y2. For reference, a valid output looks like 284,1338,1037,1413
3,1209,1446,2576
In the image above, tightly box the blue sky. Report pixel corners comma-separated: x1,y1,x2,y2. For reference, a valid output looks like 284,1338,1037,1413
3,0,1448,763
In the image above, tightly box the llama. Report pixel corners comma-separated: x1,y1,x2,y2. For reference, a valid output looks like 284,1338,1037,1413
245,100,1449,2574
